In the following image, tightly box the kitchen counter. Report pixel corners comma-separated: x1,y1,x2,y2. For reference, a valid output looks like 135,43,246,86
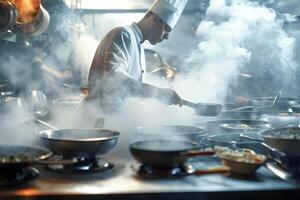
1,147,300,200
1,107,300,200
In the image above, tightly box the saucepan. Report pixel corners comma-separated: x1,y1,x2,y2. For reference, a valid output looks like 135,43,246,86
129,140,215,169
35,120,120,159
182,99,222,116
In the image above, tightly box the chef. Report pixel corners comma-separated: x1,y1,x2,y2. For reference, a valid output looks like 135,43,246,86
88,0,188,113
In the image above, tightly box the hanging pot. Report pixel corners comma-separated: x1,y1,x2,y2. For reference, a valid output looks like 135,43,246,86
15,0,50,36
0,0,17,32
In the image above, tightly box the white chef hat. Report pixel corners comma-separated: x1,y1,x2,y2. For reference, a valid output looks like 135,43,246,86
148,0,188,29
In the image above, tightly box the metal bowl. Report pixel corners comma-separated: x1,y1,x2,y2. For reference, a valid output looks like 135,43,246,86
217,149,266,175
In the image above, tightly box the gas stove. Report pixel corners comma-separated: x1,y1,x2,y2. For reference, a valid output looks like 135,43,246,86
132,164,195,179
45,156,114,173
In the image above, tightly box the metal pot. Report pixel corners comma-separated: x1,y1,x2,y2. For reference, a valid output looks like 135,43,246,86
135,125,205,143
16,3,50,36
0,0,17,32
38,129,120,159
260,127,300,156
129,140,214,169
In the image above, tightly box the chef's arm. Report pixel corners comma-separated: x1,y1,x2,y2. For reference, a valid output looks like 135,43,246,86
141,83,183,106
111,71,182,106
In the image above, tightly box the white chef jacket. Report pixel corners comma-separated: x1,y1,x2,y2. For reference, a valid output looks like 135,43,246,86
88,22,146,112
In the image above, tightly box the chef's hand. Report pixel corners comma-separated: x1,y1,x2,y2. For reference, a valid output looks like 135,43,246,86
158,88,183,106
235,95,250,106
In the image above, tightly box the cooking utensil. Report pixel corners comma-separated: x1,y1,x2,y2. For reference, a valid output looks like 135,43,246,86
207,133,264,149
251,96,300,112
291,105,300,113
219,110,261,120
216,149,267,175
182,99,222,116
239,133,284,157
260,127,300,156
39,129,120,159
0,145,52,172
0,145,80,172
239,121,294,154
226,106,254,112
129,140,215,169
264,162,293,181
20,90,50,119
135,125,205,142
32,119,120,159
206,119,271,134
0,0,17,32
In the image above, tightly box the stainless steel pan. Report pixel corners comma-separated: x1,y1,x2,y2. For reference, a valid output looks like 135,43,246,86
182,99,222,116
38,129,119,159
33,119,120,159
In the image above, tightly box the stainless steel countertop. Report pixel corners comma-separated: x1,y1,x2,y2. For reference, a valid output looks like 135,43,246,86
0,109,300,199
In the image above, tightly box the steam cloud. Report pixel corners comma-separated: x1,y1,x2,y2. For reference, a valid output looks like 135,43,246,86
1,0,299,157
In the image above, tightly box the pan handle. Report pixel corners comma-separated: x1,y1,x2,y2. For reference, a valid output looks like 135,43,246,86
182,99,198,109
33,118,58,130
193,166,230,176
182,149,215,157
35,158,79,165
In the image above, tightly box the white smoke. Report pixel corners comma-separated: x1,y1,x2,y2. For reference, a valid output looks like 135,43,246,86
167,0,298,103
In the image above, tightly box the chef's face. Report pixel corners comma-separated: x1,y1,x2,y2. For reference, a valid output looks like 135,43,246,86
149,17,171,45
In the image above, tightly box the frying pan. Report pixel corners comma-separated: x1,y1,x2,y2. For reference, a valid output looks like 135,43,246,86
0,145,52,172
129,140,215,169
38,129,120,159
260,127,300,156
32,119,120,159
205,119,271,134
182,99,222,116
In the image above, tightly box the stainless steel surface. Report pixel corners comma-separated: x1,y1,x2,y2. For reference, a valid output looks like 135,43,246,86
38,129,120,158
0,113,300,199
0,154,299,199
265,162,293,181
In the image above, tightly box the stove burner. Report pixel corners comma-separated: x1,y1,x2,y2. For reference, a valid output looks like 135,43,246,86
45,156,114,173
133,164,194,178
0,167,39,186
